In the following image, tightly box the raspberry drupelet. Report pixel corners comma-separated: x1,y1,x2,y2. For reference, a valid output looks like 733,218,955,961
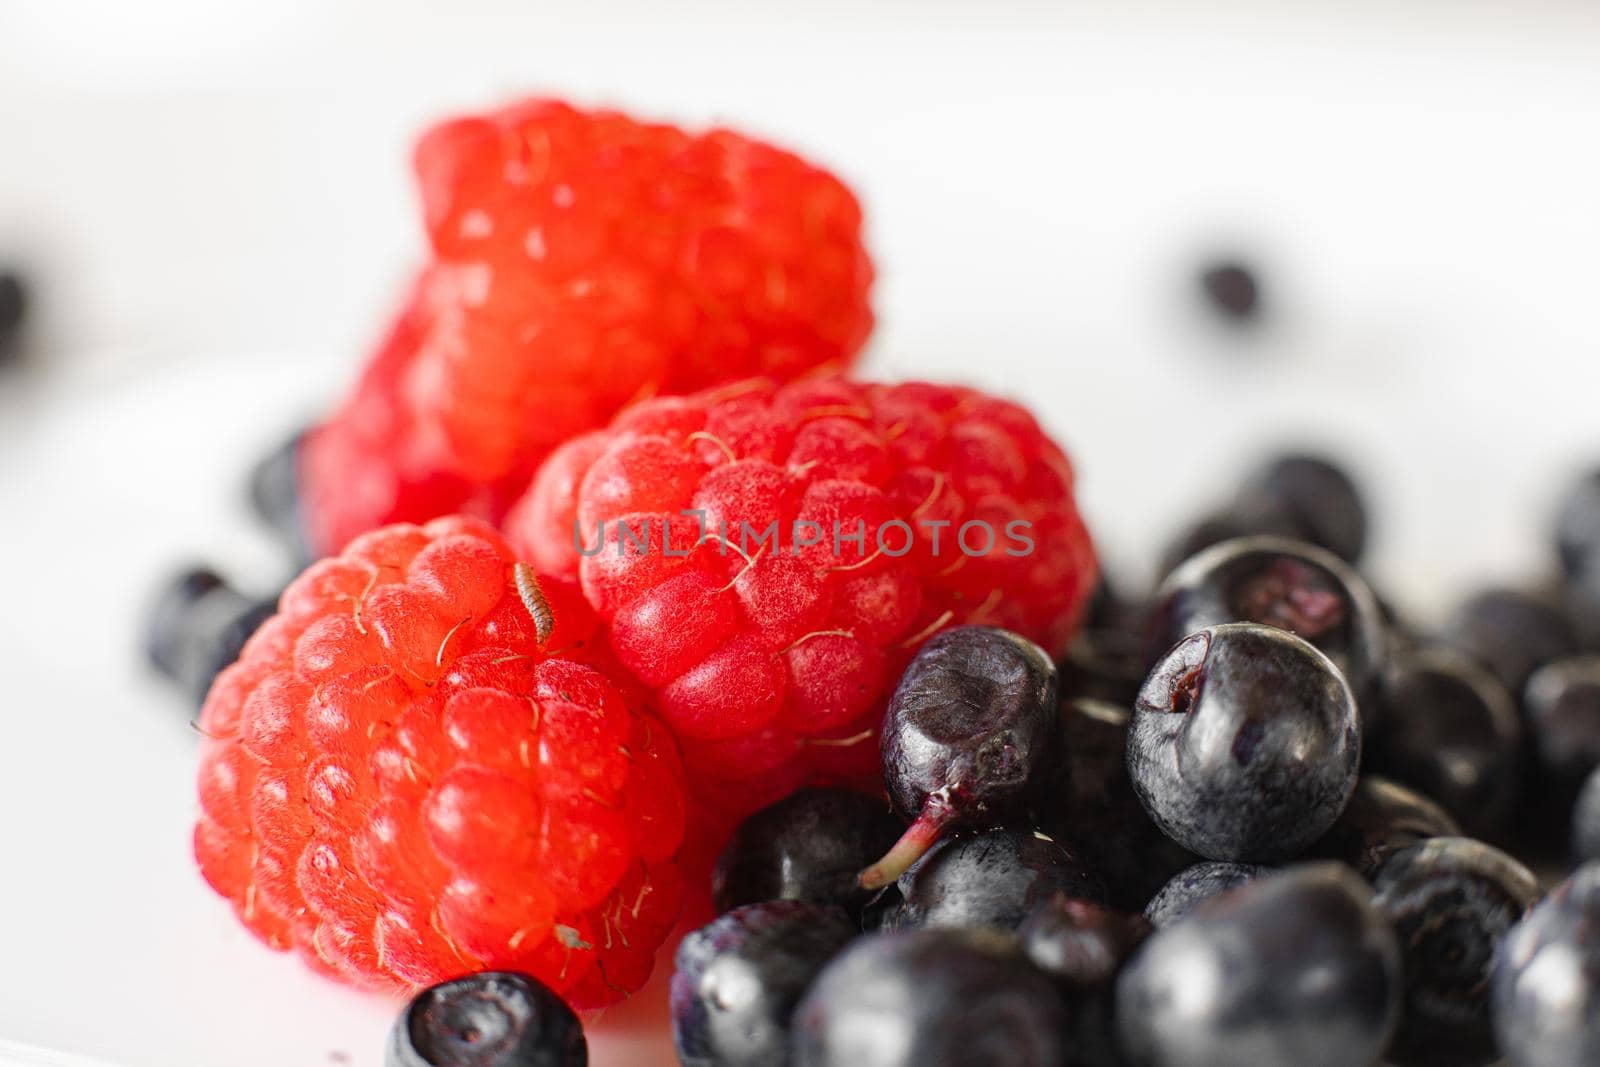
192,517,686,1008
301,99,875,555
504,377,1099,822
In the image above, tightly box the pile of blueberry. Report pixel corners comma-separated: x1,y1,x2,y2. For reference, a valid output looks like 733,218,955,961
365,454,1600,1066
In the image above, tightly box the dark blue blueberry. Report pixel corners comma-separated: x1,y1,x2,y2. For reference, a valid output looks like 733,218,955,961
1440,588,1579,698
1492,862,1600,1067
1367,648,1520,839
386,971,585,1067
792,926,1069,1067
1019,894,1151,1067
863,626,1059,889
0,270,26,367
1371,836,1542,1067
247,425,314,565
1040,698,1195,911
1116,862,1401,1067
712,788,904,922
1237,453,1367,564
144,566,277,706
1309,775,1460,879
1144,861,1270,927
1197,259,1262,323
1148,536,1386,714
1127,623,1361,862
886,828,1103,933
1524,655,1600,799
671,901,856,1067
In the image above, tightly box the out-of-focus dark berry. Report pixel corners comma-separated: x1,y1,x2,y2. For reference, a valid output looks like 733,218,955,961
1371,837,1541,1067
1117,862,1401,1067
1557,468,1600,582
0,270,26,367
712,788,903,922
1309,775,1460,879
247,426,314,565
1575,767,1600,864
1144,861,1271,927
1237,453,1367,564
1439,588,1579,698
143,566,277,707
1198,260,1262,323
1367,648,1520,839
1491,862,1600,1067
1524,655,1600,799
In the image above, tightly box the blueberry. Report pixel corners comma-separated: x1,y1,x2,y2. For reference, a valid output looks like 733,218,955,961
1237,453,1367,564
862,626,1059,889
1367,648,1521,838
671,901,856,1067
1573,767,1600,863
1019,891,1151,989
1492,862,1600,1067
792,926,1069,1067
1557,468,1600,582
1040,698,1195,911
886,828,1104,933
386,971,585,1067
1440,588,1579,697
144,566,278,706
1524,655,1600,799
1127,622,1361,862
1197,259,1262,323
712,788,904,922
1020,894,1151,1067
1144,861,1270,927
0,269,26,367
1116,862,1401,1067
247,426,314,565
1148,536,1386,713
1309,774,1460,879
1371,836,1542,1067
1060,629,1148,708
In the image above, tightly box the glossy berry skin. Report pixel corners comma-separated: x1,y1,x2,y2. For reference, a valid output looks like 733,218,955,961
302,99,874,555
1440,588,1579,697
671,901,856,1067
1144,861,1270,927
792,926,1069,1067
712,787,903,921
1237,453,1368,565
865,627,1062,888
1309,774,1460,878
505,377,1097,824
1148,535,1386,713
386,971,585,1067
1116,862,1401,1067
1371,836,1542,1067
1576,768,1600,863
1128,623,1361,862
145,566,277,707
192,518,686,1006
1039,698,1195,911
1492,862,1600,1067
1019,892,1150,989
1367,648,1520,838
1524,656,1600,799
885,829,1103,933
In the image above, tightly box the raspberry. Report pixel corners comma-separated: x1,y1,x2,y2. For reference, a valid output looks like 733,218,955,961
503,377,1098,823
192,517,687,1008
300,99,874,554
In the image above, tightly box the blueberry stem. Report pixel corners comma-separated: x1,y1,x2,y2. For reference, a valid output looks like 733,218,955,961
858,798,950,890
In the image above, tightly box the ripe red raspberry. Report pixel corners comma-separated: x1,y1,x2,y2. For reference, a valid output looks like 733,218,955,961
192,517,686,1008
300,99,874,555
503,377,1099,822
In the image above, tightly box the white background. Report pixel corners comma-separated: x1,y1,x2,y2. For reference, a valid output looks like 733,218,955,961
1,2,1598,1065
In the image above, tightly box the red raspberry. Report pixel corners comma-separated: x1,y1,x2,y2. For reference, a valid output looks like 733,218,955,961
192,517,686,1008
503,377,1099,824
301,99,874,554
